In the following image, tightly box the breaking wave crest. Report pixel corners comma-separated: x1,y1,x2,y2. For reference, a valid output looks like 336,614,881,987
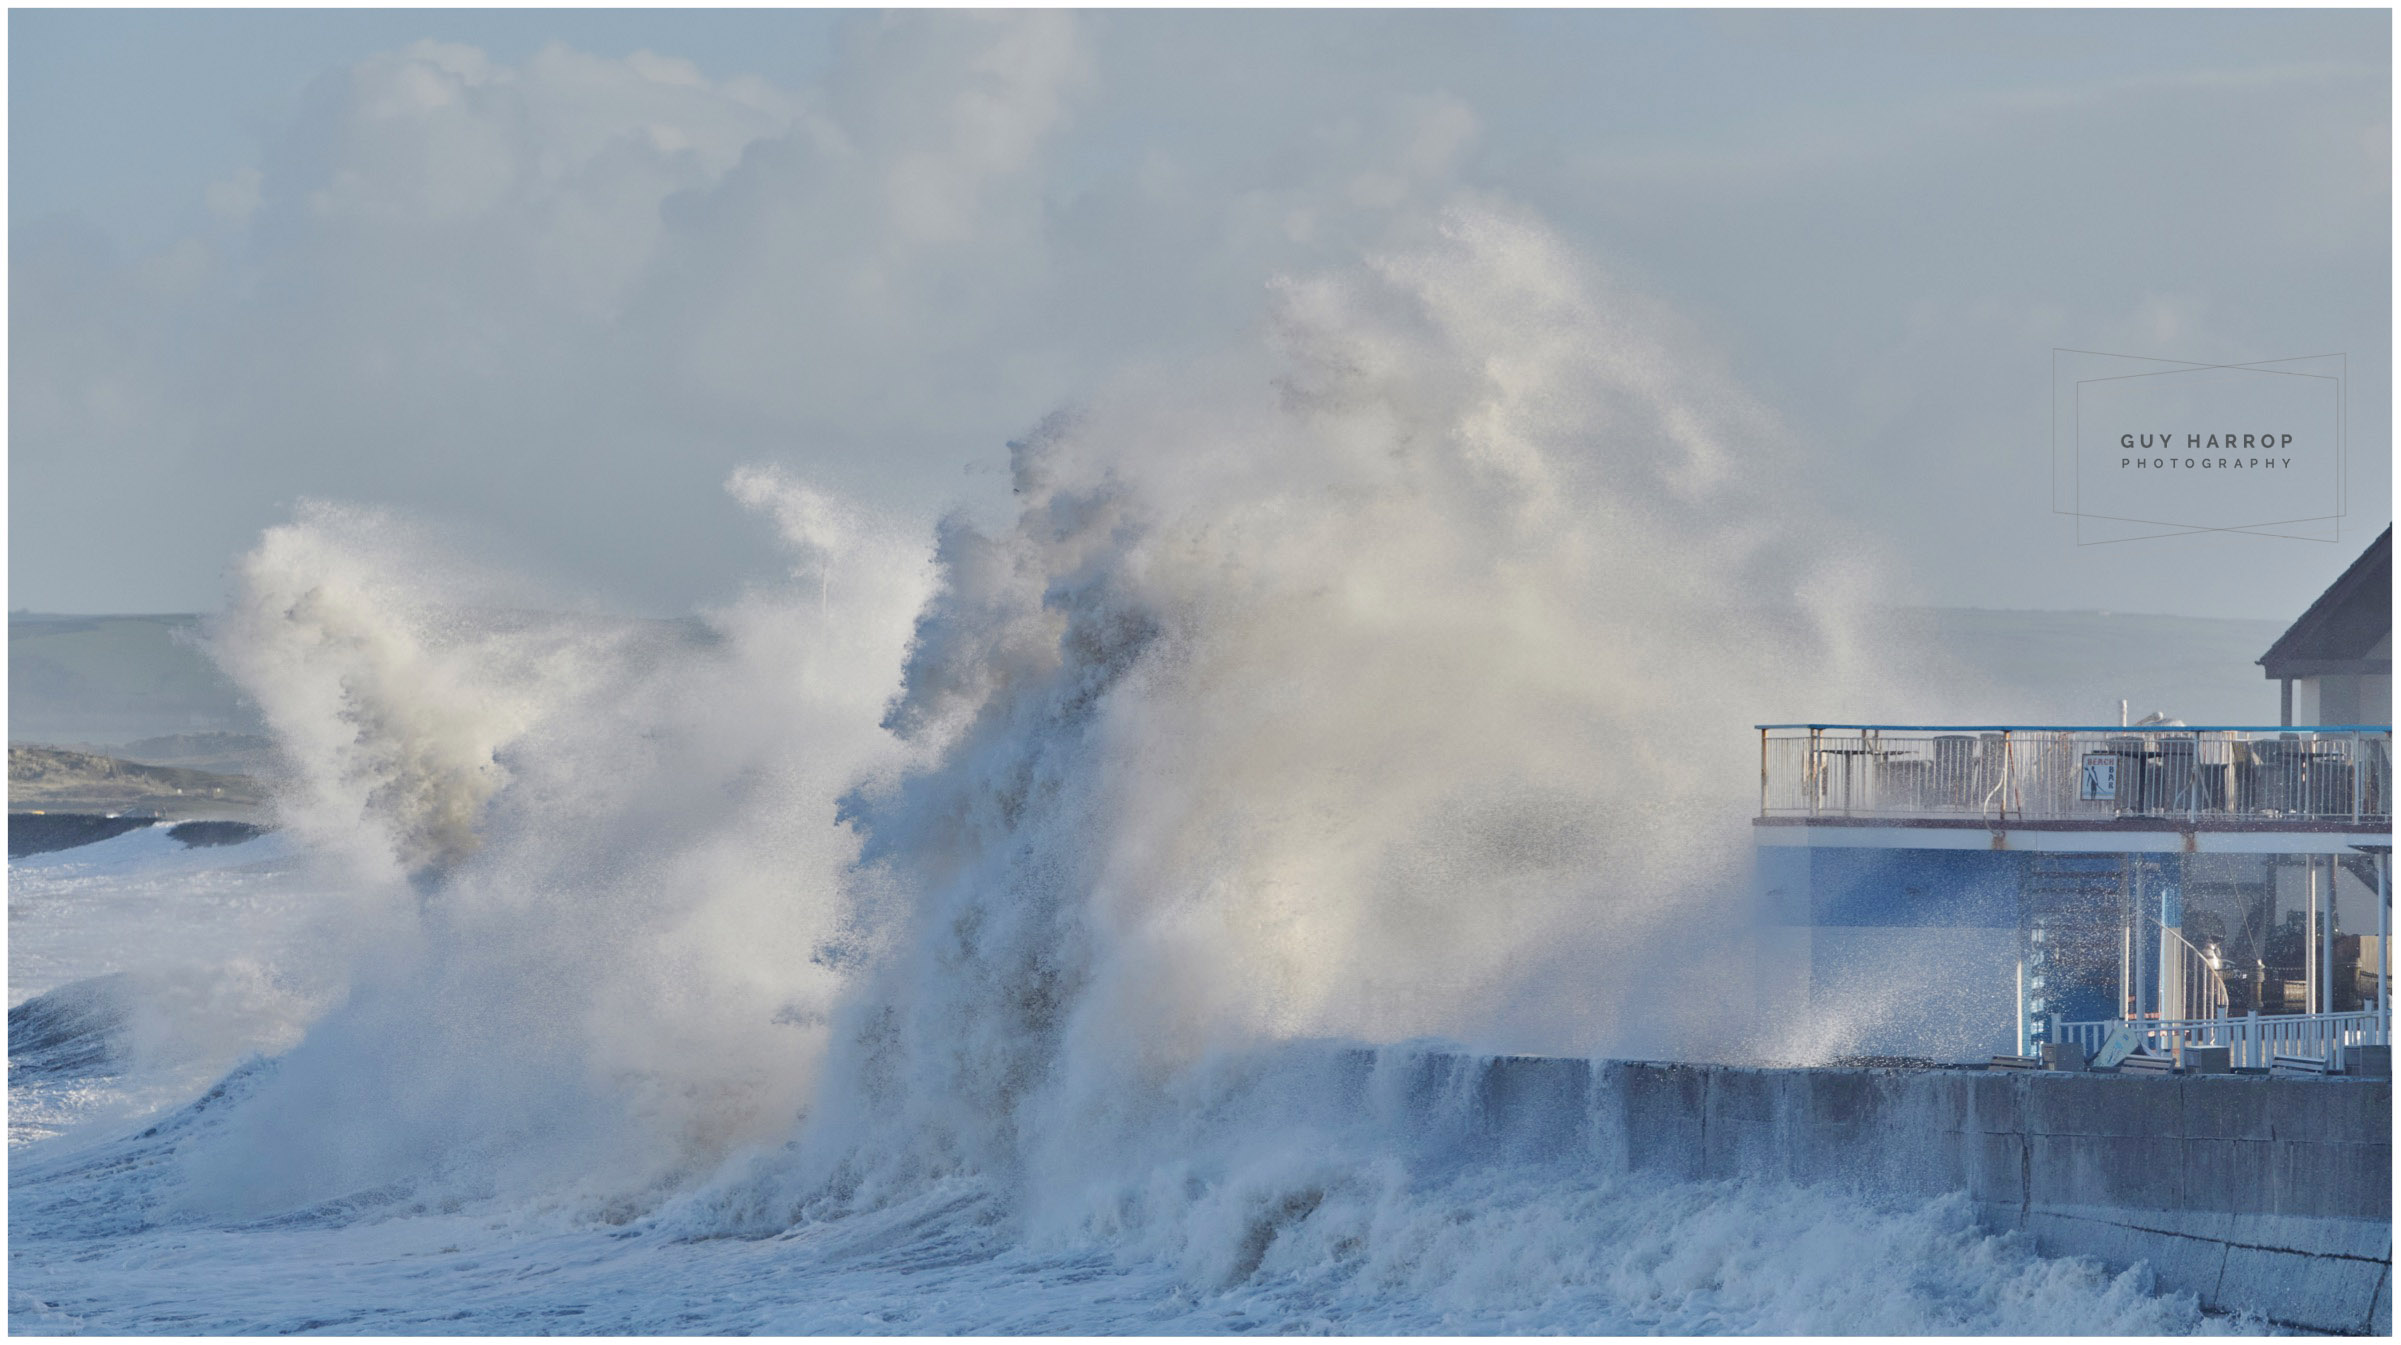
9,204,2219,1333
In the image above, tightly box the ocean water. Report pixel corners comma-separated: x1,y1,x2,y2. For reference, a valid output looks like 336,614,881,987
9,207,2244,1334
7,867,2225,1336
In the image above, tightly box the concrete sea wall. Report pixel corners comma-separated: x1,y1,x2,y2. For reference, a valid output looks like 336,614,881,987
1411,1055,2390,1334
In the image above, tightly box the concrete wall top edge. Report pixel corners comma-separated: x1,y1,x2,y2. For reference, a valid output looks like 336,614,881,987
1753,823,2390,854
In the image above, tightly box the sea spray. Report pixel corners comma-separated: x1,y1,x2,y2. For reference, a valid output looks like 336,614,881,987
5,201,2217,1335
170,478,934,1217
209,506,582,881
176,203,1930,1226
760,203,1895,1191
630,205,1962,1269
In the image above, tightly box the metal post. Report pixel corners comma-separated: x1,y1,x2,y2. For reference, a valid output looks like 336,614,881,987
2120,901,2132,1019
2343,730,2362,826
2322,855,2336,1016
2246,1009,2259,1068
2015,957,2027,1057
1997,730,2009,820
2158,875,2176,1023
2121,858,2135,1019
2378,852,2388,1027
2134,860,2151,1020
1860,732,1874,815
1759,729,1769,818
2302,857,2313,1016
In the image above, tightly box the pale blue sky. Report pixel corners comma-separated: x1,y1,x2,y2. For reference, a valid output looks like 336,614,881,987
11,9,2391,618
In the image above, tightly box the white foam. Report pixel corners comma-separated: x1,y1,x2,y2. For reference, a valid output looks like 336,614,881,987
9,204,2223,1334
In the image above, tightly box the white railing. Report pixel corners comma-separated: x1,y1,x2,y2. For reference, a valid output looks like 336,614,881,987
2154,921,2231,1025
2054,1009,2390,1069
1759,724,2391,825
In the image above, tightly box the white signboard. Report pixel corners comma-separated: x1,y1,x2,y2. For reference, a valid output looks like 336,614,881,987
2093,1023,2144,1071
2080,754,2117,801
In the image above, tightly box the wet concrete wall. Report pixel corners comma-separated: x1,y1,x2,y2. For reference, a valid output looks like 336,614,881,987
1423,1055,2390,1334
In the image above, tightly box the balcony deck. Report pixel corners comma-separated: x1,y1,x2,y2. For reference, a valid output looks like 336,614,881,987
1756,724,2391,853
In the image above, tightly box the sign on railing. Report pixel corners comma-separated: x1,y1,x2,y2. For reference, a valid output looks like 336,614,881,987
1758,724,2392,825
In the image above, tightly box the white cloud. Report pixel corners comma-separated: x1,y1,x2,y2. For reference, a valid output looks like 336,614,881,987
9,12,2388,619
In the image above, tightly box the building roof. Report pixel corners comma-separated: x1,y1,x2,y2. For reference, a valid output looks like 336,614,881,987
2259,526,2391,679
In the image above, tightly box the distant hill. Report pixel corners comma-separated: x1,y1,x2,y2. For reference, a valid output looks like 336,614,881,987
105,732,278,777
8,746,265,821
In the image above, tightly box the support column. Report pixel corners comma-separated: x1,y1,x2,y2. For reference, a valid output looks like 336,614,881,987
2307,857,2319,1018
2119,905,2132,1018
2159,874,2181,1022
2015,958,2027,1057
2119,856,2134,1019
2132,858,2149,1019
2378,852,2388,1034
2322,855,2337,1016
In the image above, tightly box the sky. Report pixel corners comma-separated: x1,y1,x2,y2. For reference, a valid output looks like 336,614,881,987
9,9,2391,620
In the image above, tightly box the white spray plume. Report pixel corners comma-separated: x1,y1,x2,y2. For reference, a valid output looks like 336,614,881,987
670,201,1919,1236
176,478,933,1216
208,505,579,881
181,203,1943,1243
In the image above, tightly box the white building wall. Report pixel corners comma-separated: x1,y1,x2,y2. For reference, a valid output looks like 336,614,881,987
2299,673,2393,726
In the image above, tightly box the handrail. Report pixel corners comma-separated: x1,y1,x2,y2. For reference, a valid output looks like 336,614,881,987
1760,723,2390,826
1757,723,2394,733
2152,916,2232,1021
2056,1008,2389,1068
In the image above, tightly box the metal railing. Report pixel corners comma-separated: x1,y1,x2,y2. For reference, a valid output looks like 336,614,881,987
2054,1009,2388,1069
1759,724,2391,825
2154,921,2231,1025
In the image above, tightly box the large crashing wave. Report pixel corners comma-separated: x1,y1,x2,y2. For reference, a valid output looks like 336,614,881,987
18,203,2227,1331
693,203,1915,1227
173,473,936,1217
193,204,1898,1217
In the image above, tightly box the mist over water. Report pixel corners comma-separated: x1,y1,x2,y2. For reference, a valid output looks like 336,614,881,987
10,206,2226,1333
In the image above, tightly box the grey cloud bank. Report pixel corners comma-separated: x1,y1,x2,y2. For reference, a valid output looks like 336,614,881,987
9,9,2389,618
